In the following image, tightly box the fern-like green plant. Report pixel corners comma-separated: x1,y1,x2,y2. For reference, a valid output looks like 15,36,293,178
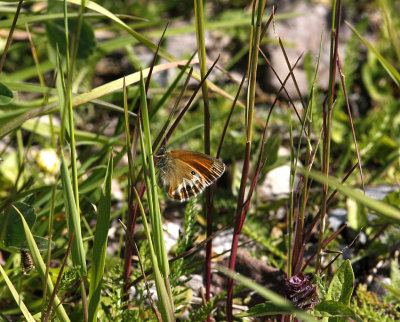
170,199,200,312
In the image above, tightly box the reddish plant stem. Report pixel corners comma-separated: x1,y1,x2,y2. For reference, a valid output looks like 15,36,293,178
205,191,212,308
226,1,266,319
226,141,251,320
316,0,342,274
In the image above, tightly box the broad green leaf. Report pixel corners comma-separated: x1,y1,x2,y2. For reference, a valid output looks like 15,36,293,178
0,202,52,252
327,260,354,305
45,19,96,59
0,81,13,105
2,202,36,248
32,235,55,253
314,300,363,322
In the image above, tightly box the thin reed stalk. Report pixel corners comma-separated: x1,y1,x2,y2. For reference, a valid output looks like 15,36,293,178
226,1,266,320
316,0,341,274
193,0,214,313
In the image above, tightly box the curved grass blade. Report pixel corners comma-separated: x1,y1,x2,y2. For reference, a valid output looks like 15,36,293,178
216,264,316,322
346,21,400,87
12,205,70,322
0,264,35,321
303,169,400,222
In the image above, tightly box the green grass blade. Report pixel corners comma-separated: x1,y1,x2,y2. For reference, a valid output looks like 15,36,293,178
66,0,240,105
346,21,400,87
22,118,125,147
88,153,113,322
60,149,87,273
303,169,400,222
216,265,316,321
133,189,175,321
71,61,191,107
137,71,174,320
139,71,169,278
0,264,35,322
150,53,195,120
12,205,70,322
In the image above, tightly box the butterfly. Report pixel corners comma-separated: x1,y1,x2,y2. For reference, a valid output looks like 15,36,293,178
155,146,225,202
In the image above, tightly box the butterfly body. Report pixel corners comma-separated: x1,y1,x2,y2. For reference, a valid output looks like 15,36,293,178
156,148,225,202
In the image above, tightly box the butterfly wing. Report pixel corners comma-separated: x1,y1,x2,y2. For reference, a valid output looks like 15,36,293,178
167,151,225,202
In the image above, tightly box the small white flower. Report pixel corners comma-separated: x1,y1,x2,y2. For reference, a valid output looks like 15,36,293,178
36,149,60,175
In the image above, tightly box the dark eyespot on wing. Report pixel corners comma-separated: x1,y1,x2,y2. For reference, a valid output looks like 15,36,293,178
163,154,225,202
188,159,225,184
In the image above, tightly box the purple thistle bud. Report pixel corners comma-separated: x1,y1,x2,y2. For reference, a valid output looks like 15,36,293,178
285,273,318,310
